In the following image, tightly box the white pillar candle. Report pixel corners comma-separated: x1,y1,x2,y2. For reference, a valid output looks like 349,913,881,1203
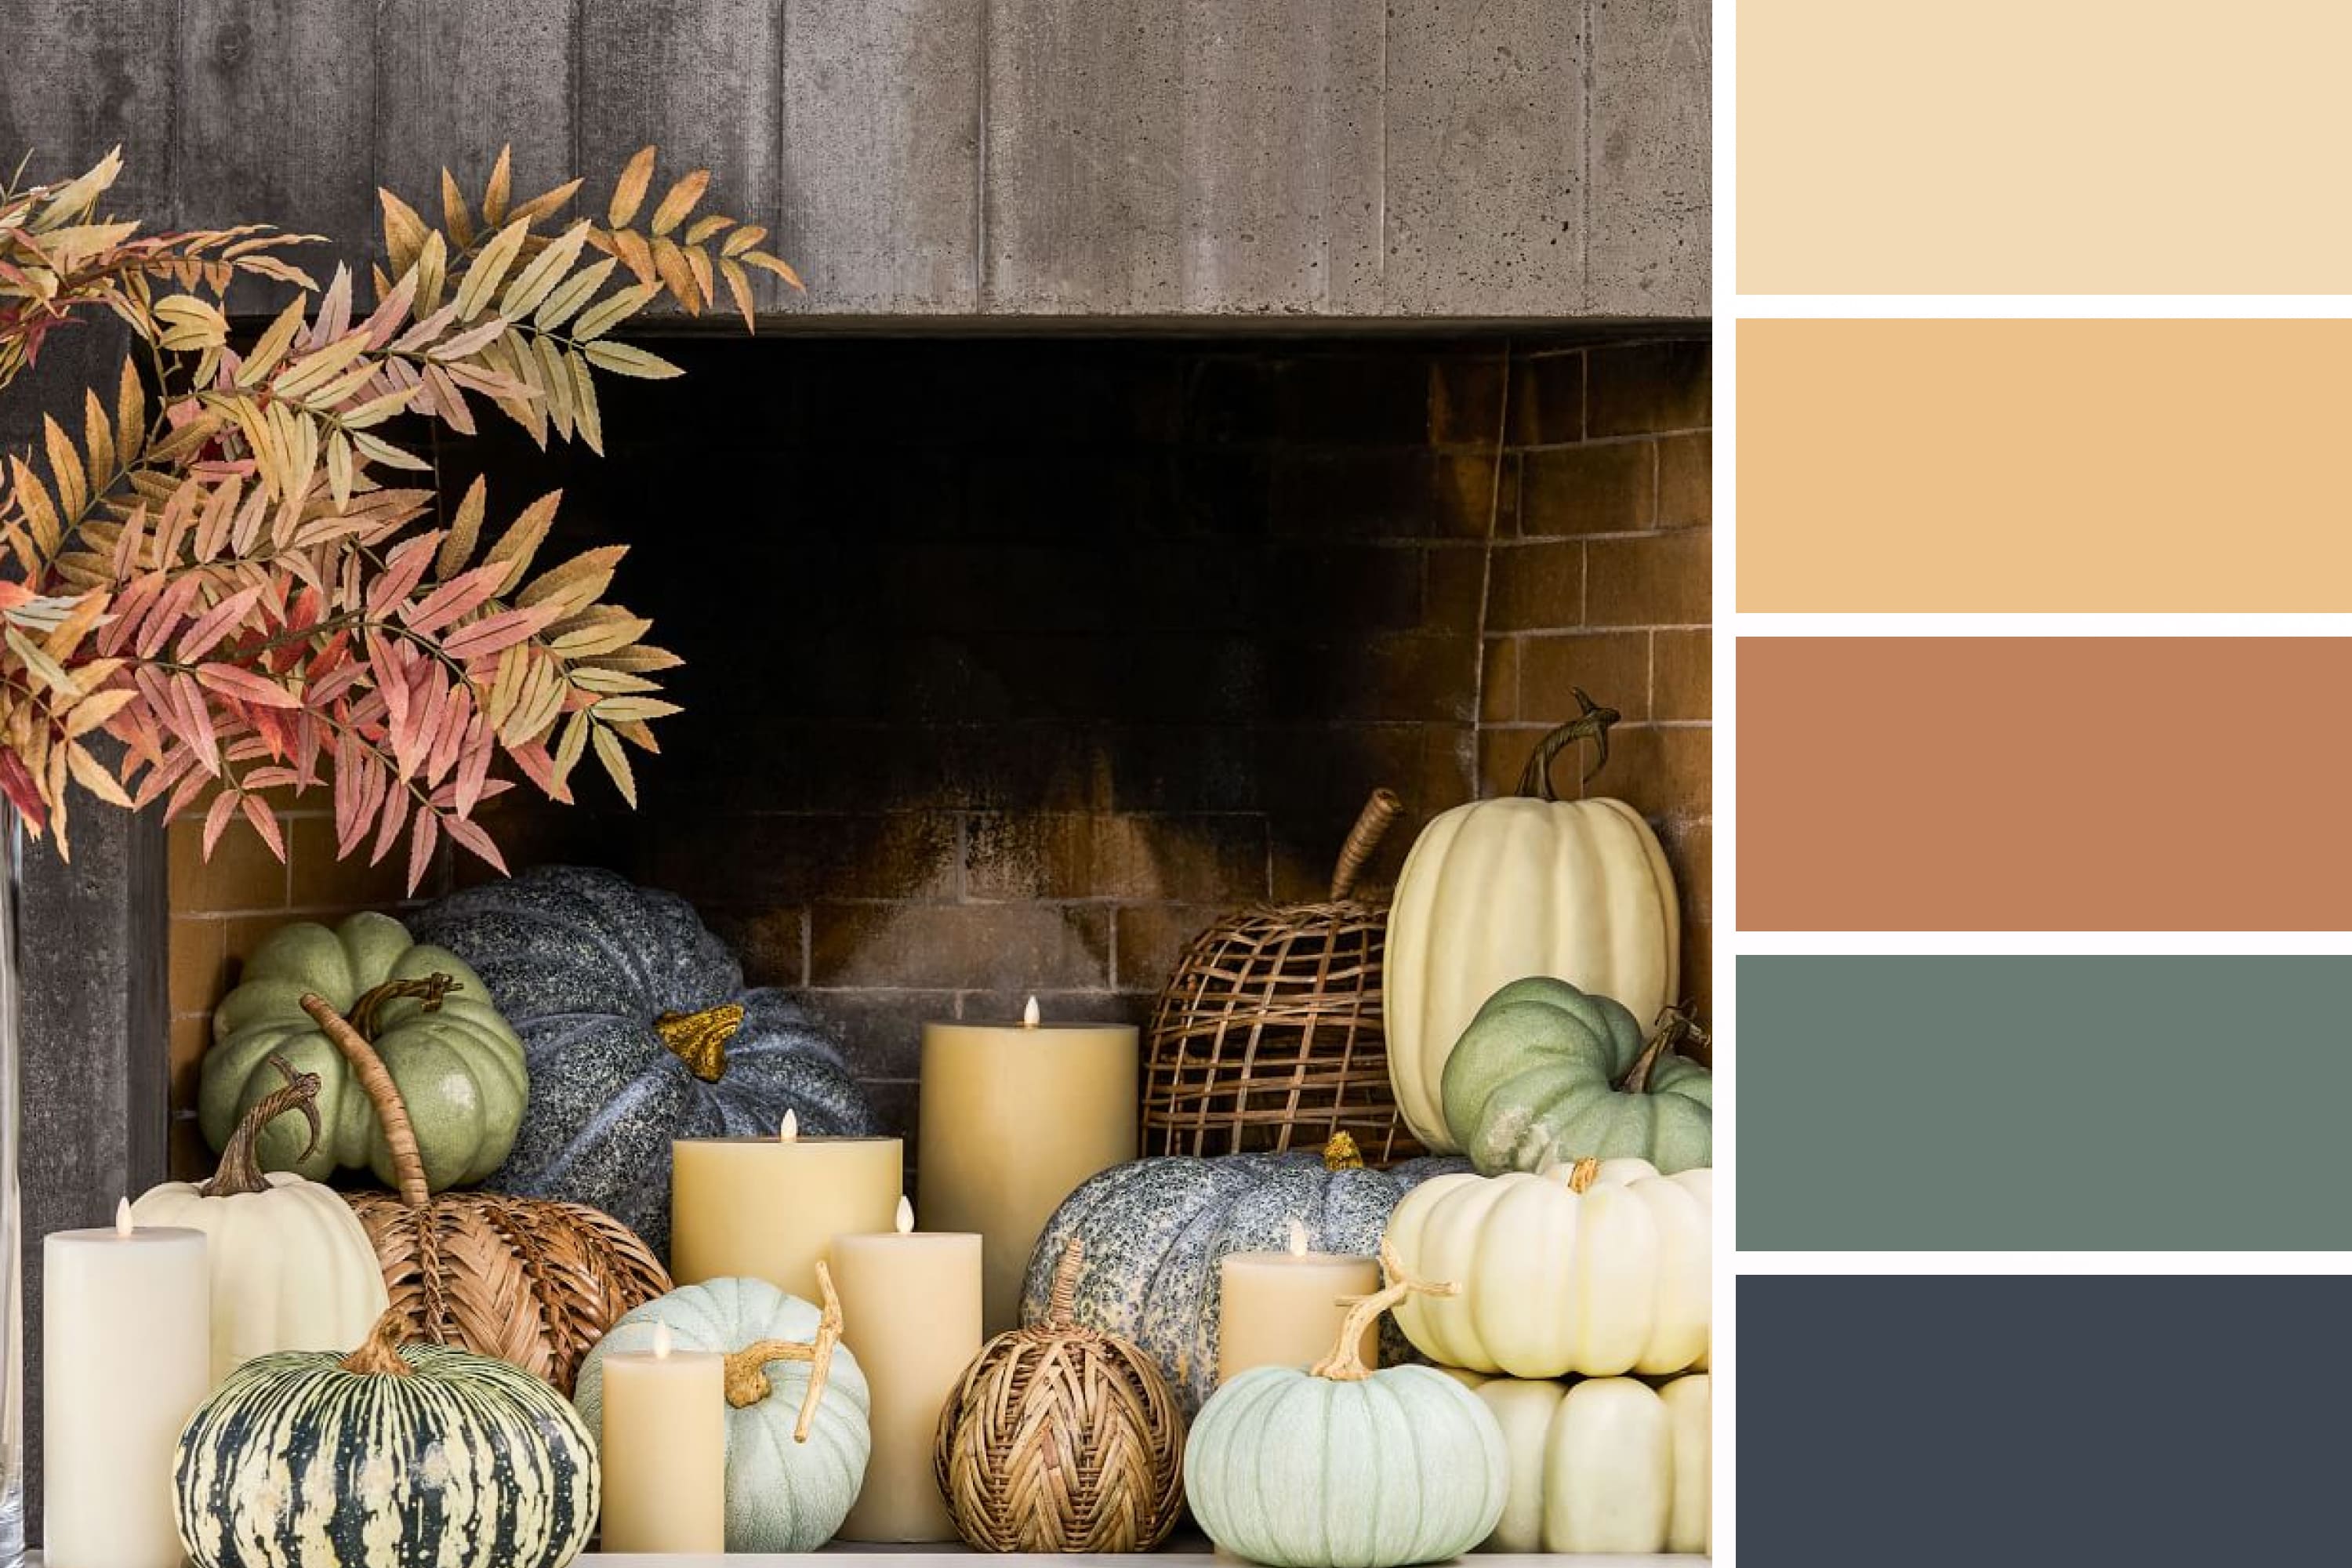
832,1197,983,1542
670,1112,904,1299
44,1200,209,1568
597,1320,726,1553
1218,1221,1380,1385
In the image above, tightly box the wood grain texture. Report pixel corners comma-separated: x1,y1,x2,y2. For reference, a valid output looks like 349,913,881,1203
0,0,180,218
1588,0,1710,316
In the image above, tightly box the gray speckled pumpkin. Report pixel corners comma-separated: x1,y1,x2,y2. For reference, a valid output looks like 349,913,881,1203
413,867,878,1258
1018,1138,1470,1414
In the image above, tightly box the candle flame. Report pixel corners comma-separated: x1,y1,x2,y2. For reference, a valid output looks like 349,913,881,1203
114,1197,134,1238
653,1321,673,1359
1022,995,1041,1029
1287,1219,1309,1258
779,1109,799,1142
895,1195,915,1235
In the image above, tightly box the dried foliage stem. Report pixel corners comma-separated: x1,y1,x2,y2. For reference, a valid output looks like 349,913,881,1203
0,143,802,883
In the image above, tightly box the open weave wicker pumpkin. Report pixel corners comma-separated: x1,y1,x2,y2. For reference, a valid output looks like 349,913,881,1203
299,985,670,1395
934,1240,1185,1552
1143,789,1420,1163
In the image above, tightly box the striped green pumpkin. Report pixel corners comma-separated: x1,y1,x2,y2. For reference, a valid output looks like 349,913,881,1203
174,1313,597,1568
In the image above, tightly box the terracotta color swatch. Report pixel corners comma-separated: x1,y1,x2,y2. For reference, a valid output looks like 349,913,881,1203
1740,2,2352,293
1740,637,2352,930
1738,320,2352,611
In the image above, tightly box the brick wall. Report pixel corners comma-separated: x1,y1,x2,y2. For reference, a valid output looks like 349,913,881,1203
165,332,1711,1174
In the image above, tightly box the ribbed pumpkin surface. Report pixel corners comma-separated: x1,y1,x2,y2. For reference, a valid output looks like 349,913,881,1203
174,1341,597,1568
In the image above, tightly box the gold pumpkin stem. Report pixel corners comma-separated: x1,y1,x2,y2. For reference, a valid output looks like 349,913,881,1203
1044,1238,1085,1329
1327,789,1402,901
300,991,432,1210
722,1261,845,1442
1563,1156,1601,1194
339,1308,416,1378
1310,1239,1458,1383
1321,1131,1365,1173
1618,1004,1705,1095
1515,688,1620,802
654,1001,744,1083
199,1054,322,1198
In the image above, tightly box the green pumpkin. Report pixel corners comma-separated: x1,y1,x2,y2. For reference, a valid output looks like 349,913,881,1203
573,1275,871,1552
1185,1261,1507,1568
1439,976,1711,1176
200,912,527,1192
174,1312,597,1568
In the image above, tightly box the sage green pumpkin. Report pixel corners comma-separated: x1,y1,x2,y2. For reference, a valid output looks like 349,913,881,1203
1440,976,1711,1176
573,1276,871,1552
174,1313,597,1568
200,912,527,1192
1186,1361,1508,1567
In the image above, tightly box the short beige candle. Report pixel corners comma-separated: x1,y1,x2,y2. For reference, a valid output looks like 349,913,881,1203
832,1198,983,1541
918,997,1138,1333
597,1321,726,1553
670,1112,902,1298
45,1200,210,1568
1218,1227,1380,1385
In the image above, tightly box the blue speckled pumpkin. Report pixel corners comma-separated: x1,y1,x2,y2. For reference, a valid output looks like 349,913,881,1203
1018,1138,1470,1414
414,867,878,1258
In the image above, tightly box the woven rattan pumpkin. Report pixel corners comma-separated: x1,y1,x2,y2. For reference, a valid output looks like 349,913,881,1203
935,1240,1185,1552
1145,789,1417,1162
299,989,670,1394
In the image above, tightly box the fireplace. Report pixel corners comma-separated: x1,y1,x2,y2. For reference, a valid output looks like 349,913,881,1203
161,329,1712,1178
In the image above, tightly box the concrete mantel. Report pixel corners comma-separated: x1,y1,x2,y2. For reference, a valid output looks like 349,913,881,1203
1,0,1708,324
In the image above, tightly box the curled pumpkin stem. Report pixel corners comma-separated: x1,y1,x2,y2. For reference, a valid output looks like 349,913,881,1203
722,1261,845,1442
1310,1239,1458,1383
347,973,461,1040
1515,688,1620,802
200,1053,322,1198
1618,1004,1707,1095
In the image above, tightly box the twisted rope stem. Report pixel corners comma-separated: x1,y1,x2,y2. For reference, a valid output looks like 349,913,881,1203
199,1053,322,1197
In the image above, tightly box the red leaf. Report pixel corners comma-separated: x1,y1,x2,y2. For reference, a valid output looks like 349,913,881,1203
238,793,287,862
368,776,410,866
176,584,265,662
453,713,493,816
201,791,239,858
441,811,508,877
400,561,506,637
365,533,442,619
194,662,303,709
0,753,48,833
405,808,439,894
440,601,562,662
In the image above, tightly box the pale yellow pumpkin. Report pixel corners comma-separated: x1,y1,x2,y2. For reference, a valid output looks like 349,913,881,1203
1453,1371,1709,1554
132,1059,389,1381
1384,695,1679,1152
1385,1156,1709,1379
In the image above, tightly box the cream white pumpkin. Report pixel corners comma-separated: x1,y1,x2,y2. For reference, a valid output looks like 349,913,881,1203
1385,696,1679,1152
132,1059,390,1381
1385,1156,1709,1379
1455,1371,1709,1554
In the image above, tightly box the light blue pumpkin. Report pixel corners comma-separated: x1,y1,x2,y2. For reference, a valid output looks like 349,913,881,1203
573,1277,870,1552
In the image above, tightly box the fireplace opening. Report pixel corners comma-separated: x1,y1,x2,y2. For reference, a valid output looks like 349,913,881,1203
163,331,1712,1180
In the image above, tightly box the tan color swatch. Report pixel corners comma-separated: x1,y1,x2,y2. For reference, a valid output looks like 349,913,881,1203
1739,637,2352,931
1740,1,2352,293
1739,320,2352,611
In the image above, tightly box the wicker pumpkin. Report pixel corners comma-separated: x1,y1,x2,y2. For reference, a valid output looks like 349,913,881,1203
1145,789,1417,1162
935,1241,1185,1552
413,866,879,1258
299,991,670,1394
1021,1134,1468,1414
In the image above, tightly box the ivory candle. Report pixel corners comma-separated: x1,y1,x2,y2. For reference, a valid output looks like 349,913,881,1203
1218,1221,1380,1385
831,1196,982,1541
670,1112,903,1298
44,1200,209,1568
597,1320,726,1553
918,997,1138,1333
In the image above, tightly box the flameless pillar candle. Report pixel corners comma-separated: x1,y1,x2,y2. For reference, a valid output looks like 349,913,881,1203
670,1112,903,1298
831,1196,983,1541
1218,1221,1380,1385
596,1320,726,1553
919,996,1138,1333
45,1200,209,1568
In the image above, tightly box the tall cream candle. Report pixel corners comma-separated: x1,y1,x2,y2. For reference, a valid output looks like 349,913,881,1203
44,1200,209,1568
831,1197,982,1542
918,997,1138,1333
597,1320,726,1553
670,1112,903,1298
1218,1222,1380,1385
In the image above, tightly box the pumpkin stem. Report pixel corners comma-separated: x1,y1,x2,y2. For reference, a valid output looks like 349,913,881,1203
339,1308,416,1378
1311,1239,1458,1383
1044,1238,1085,1329
1563,1156,1602,1194
1617,1004,1706,1095
721,1261,845,1443
1515,688,1619,802
654,1001,744,1083
1321,1131,1365,1173
299,991,432,1209
199,1054,322,1198
347,973,461,1040
1327,789,1402,901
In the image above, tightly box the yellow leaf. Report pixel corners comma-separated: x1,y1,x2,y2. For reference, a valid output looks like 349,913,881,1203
517,543,624,613
66,742,133,808
9,458,59,554
533,256,619,332
608,146,658,229
379,188,430,274
608,227,658,287
116,358,144,453
741,252,804,292
483,145,514,225
507,176,583,227
571,281,658,343
552,707,590,791
535,334,574,439
327,429,354,512
593,724,637,807
454,216,532,321
40,416,85,524
720,223,768,257
236,296,309,389
485,489,564,593
570,350,603,456
718,256,756,332
438,476,488,579
439,168,477,249
684,213,732,245
81,390,114,495
416,229,450,315
651,238,701,313
499,220,593,320
649,169,710,237
582,340,684,379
